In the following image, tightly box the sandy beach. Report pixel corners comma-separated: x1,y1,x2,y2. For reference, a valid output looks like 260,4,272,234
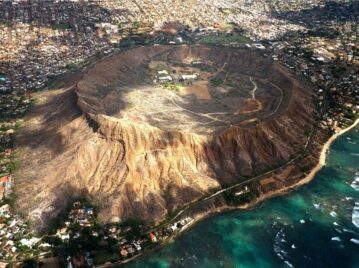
174,118,359,236
99,118,359,267
247,118,359,206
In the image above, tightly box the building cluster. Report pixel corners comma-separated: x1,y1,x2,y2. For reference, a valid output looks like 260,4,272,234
0,95,29,175
153,69,199,84
257,2,359,130
99,0,225,30
66,253,94,268
0,202,47,261
0,0,357,266
56,202,95,241
0,175,12,201
167,216,194,233
263,35,358,130
1,0,356,93
0,1,115,93
51,199,196,264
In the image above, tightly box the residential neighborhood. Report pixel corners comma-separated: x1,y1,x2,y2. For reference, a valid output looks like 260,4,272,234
0,0,358,266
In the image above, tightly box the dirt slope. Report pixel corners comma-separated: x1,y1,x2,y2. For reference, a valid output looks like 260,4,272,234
15,45,316,229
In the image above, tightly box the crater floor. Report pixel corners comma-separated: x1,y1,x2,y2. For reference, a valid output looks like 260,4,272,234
77,45,291,135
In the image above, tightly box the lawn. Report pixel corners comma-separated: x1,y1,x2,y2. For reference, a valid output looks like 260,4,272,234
199,33,251,45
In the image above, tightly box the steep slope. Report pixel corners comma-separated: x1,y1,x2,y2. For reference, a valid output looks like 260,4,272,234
15,45,316,229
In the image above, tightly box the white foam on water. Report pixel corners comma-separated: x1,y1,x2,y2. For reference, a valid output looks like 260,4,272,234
284,260,294,268
331,236,341,242
352,202,359,228
313,203,320,209
330,211,338,217
350,238,359,245
333,222,339,226
351,177,359,191
335,228,342,233
291,244,296,249
274,229,289,262
343,228,359,235
300,219,305,224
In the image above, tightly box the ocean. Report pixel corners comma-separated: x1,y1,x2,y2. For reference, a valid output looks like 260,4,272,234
122,126,359,268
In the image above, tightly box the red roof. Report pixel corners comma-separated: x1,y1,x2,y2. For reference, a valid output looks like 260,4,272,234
0,176,9,183
149,232,157,241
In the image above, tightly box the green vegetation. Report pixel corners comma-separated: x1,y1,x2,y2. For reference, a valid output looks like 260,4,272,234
210,77,223,87
219,8,233,15
29,97,39,109
302,48,314,60
198,33,251,45
161,82,184,92
132,21,141,28
52,23,71,30
93,251,119,265
343,108,357,121
223,186,259,206
330,65,347,78
191,63,217,73
0,21,10,27
45,80,65,90
65,63,77,70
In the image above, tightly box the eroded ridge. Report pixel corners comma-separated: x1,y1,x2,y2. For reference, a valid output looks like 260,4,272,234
16,45,316,227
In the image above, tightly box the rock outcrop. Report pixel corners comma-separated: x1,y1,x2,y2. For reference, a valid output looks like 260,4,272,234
15,45,316,228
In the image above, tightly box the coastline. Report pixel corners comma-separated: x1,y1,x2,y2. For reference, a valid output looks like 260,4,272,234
179,119,359,232
105,119,359,267
176,119,359,235
252,117,359,205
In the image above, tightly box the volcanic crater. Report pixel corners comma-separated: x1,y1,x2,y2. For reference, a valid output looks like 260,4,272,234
16,45,316,228
77,45,286,134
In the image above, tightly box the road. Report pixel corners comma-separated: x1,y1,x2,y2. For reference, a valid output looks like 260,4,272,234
249,76,258,100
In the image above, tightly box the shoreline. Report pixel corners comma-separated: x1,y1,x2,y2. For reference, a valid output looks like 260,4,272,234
239,117,359,209
173,119,359,233
107,118,359,267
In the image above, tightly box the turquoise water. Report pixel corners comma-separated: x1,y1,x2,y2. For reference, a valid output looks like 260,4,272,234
123,126,359,268
0,74,6,82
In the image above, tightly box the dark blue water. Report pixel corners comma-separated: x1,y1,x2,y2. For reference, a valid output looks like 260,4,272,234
123,126,359,268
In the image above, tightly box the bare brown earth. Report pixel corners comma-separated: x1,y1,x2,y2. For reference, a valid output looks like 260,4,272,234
14,45,317,230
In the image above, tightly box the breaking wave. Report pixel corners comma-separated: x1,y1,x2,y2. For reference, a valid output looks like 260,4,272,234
352,202,359,228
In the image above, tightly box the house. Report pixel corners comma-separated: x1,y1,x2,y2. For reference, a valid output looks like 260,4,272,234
20,237,40,248
120,248,128,257
0,175,11,191
134,242,141,251
149,232,157,243
170,224,178,231
0,204,10,215
158,70,168,75
127,246,135,254
0,187,5,201
158,75,173,82
180,74,197,80
235,186,250,196
85,208,93,215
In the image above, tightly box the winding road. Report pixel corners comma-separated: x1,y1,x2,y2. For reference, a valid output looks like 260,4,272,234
249,76,258,100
